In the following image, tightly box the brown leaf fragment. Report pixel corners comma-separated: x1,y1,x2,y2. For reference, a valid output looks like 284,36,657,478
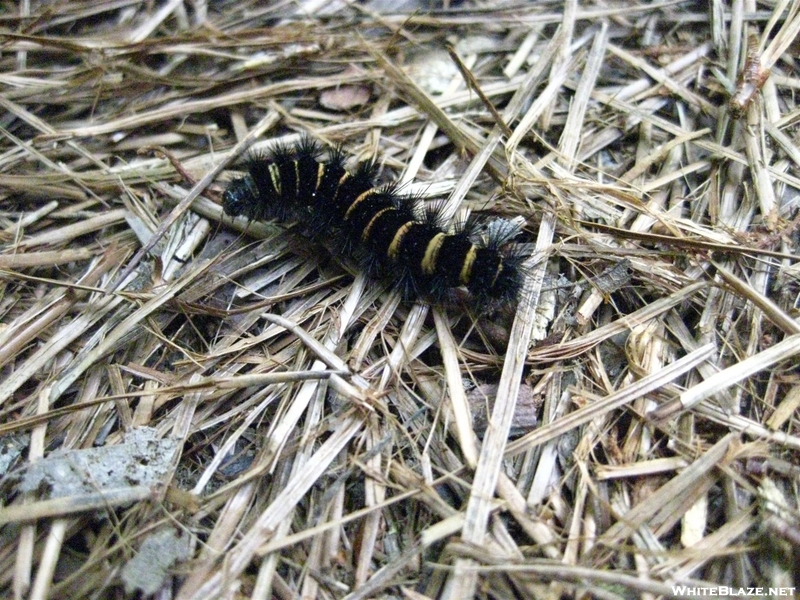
466,381,541,437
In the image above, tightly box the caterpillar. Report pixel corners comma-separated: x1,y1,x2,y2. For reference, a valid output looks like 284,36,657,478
222,138,526,307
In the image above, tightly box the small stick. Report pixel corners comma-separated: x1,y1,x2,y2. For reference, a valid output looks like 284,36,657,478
729,34,771,119
446,44,513,137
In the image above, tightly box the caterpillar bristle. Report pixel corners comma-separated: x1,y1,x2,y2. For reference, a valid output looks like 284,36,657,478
295,134,323,160
222,138,527,308
483,217,525,249
461,213,486,238
326,145,348,170
422,200,449,230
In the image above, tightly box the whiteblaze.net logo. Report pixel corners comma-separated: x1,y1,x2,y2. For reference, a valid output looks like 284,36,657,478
671,586,796,597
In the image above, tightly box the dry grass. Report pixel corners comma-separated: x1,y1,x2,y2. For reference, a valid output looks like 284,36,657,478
1,1,799,599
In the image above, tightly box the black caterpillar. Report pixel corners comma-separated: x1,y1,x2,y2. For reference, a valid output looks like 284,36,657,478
222,138,526,307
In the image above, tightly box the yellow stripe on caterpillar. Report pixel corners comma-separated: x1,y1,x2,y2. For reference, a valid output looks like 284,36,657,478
330,171,350,205
314,162,325,194
388,221,414,260
421,232,446,275
490,262,503,287
344,188,380,221
268,163,281,195
362,207,393,243
459,245,478,285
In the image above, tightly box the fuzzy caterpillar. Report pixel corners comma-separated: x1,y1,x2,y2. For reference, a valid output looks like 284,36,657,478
222,138,526,307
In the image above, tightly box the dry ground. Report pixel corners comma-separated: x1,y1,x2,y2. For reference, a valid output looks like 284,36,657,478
1,1,799,599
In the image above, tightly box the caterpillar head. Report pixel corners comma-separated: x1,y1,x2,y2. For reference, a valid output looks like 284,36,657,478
222,176,260,220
